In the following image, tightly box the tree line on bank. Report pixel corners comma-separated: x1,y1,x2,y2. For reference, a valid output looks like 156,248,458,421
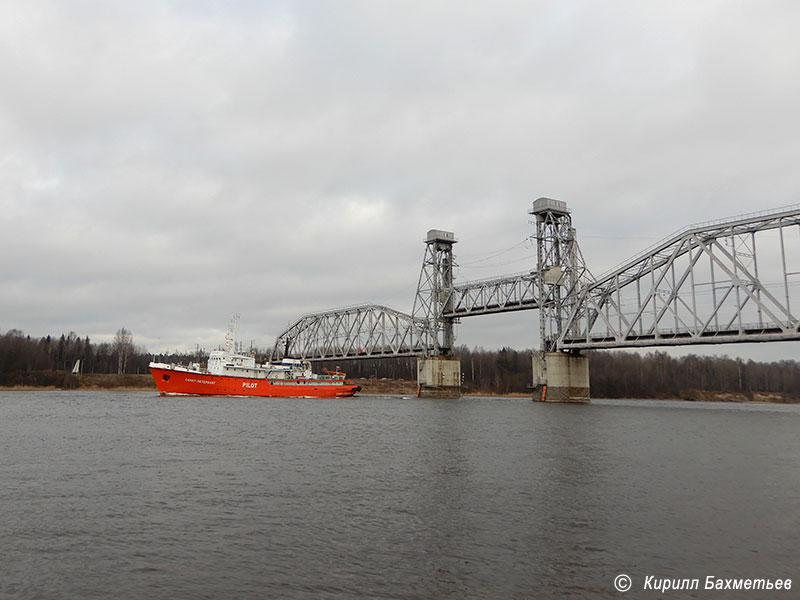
321,346,800,397
2,327,799,397
0,328,195,387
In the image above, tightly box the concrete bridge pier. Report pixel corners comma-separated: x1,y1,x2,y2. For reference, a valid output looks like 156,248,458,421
532,352,590,402
417,356,462,398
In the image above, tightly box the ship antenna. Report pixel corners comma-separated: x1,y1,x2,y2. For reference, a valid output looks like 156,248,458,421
284,337,292,359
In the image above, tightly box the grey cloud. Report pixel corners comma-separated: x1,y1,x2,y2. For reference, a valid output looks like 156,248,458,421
1,1,799,359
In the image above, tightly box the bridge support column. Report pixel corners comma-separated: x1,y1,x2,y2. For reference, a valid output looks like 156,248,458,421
532,352,590,403
417,356,461,398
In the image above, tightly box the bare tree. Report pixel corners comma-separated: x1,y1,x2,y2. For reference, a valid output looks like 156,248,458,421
113,328,134,374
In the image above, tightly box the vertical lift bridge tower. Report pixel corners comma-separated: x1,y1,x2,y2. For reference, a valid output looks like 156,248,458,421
413,229,462,398
530,198,590,401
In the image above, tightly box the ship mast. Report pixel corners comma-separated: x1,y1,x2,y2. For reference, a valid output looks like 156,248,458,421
224,313,240,354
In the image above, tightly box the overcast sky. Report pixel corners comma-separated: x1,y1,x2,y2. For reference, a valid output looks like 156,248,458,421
2,0,799,360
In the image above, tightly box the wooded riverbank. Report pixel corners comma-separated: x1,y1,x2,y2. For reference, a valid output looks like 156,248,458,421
3,373,799,403
4,328,800,399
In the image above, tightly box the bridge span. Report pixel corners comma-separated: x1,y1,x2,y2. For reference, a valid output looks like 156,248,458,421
273,200,800,400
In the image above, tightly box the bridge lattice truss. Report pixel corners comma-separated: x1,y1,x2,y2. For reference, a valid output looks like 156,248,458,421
273,205,800,361
447,273,540,316
272,305,430,362
559,206,800,349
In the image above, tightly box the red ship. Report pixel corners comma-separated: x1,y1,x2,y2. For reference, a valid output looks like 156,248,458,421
149,318,360,398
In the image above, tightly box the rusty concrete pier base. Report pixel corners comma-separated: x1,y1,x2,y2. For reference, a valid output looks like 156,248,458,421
416,356,462,398
532,352,590,403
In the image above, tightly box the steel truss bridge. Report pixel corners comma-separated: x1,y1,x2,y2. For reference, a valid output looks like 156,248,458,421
272,201,800,362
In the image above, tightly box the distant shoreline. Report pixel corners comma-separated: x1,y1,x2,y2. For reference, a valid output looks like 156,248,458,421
2,374,799,403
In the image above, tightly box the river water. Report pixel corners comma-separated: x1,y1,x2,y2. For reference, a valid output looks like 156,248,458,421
1,391,798,599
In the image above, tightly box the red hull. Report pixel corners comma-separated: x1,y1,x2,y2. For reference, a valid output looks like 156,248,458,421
150,366,360,398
